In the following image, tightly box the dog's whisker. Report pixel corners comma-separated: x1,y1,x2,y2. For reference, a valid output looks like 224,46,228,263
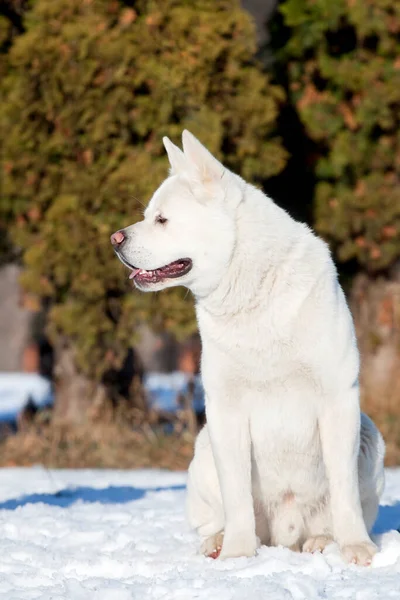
130,195,147,209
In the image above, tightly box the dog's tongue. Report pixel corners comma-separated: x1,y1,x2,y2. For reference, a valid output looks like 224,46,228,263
129,268,141,280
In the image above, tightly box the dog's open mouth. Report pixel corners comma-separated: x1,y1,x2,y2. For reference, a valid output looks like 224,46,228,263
117,253,192,285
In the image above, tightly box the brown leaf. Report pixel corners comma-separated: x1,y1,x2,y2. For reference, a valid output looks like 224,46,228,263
355,180,366,197
60,44,71,59
27,206,41,221
387,16,400,34
96,22,107,33
382,225,397,238
26,173,37,186
355,236,367,248
146,13,161,28
107,1,119,14
297,84,328,111
338,102,358,130
119,8,137,27
370,246,381,259
377,296,394,328
82,149,93,166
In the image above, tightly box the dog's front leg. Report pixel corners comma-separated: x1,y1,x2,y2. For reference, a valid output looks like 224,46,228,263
319,386,376,566
206,396,257,559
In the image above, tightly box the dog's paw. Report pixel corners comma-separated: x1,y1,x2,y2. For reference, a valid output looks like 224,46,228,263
219,532,258,559
341,541,377,566
201,531,224,559
302,535,334,554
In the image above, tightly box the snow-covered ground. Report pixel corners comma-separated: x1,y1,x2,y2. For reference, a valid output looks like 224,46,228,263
0,468,399,599
0,374,53,423
0,371,205,424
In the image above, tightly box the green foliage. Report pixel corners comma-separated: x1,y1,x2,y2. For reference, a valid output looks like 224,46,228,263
0,4,25,264
1,0,287,377
280,0,400,271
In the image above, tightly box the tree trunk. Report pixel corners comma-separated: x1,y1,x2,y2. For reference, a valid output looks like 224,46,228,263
350,272,400,464
53,344,108,425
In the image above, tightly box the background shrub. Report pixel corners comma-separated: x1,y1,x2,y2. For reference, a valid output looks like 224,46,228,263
279,0,400,272
1,0,287,378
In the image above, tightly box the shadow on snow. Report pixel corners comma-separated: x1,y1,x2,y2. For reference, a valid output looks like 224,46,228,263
0,484,186,510
0,488,398,534
373,502,400,535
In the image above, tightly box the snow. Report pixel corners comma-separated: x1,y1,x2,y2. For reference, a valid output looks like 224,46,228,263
144,371,205,414
0,372,204,424
0,467,399,599
0,374,54,423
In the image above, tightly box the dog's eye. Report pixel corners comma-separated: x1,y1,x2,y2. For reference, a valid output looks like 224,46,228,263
155,215,168,225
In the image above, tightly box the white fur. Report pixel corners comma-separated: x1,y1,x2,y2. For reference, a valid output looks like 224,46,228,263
115,130,385,565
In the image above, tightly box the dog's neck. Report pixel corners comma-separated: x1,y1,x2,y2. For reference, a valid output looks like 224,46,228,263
195,186,302,318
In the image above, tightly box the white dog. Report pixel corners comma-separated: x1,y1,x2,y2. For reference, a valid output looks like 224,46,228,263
111,131,385,566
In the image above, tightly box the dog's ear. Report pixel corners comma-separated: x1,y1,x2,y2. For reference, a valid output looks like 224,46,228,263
182,130,224,183
163,136,188,175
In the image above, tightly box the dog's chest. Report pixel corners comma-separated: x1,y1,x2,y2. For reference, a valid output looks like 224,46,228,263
249,396,325,497
199,310,303,385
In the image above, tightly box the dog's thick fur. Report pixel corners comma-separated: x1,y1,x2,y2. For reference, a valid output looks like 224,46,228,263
113,131,385,565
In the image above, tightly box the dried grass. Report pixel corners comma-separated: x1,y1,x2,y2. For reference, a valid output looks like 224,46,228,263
0,413,194,470
0,401,398,470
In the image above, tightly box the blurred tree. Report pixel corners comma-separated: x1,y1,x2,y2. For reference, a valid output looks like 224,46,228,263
277,0,400,449
279,0,400,273
0,1,27,264
1,0,286,412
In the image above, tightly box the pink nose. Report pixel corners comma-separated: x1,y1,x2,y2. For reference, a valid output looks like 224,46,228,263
111,230,125,246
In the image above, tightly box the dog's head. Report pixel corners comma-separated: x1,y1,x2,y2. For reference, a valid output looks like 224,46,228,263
111,131,244,297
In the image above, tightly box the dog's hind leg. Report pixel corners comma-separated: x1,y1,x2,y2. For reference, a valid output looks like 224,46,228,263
358,413,385,533
302,501,334,554
303,414,385,556
186,474,224,557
